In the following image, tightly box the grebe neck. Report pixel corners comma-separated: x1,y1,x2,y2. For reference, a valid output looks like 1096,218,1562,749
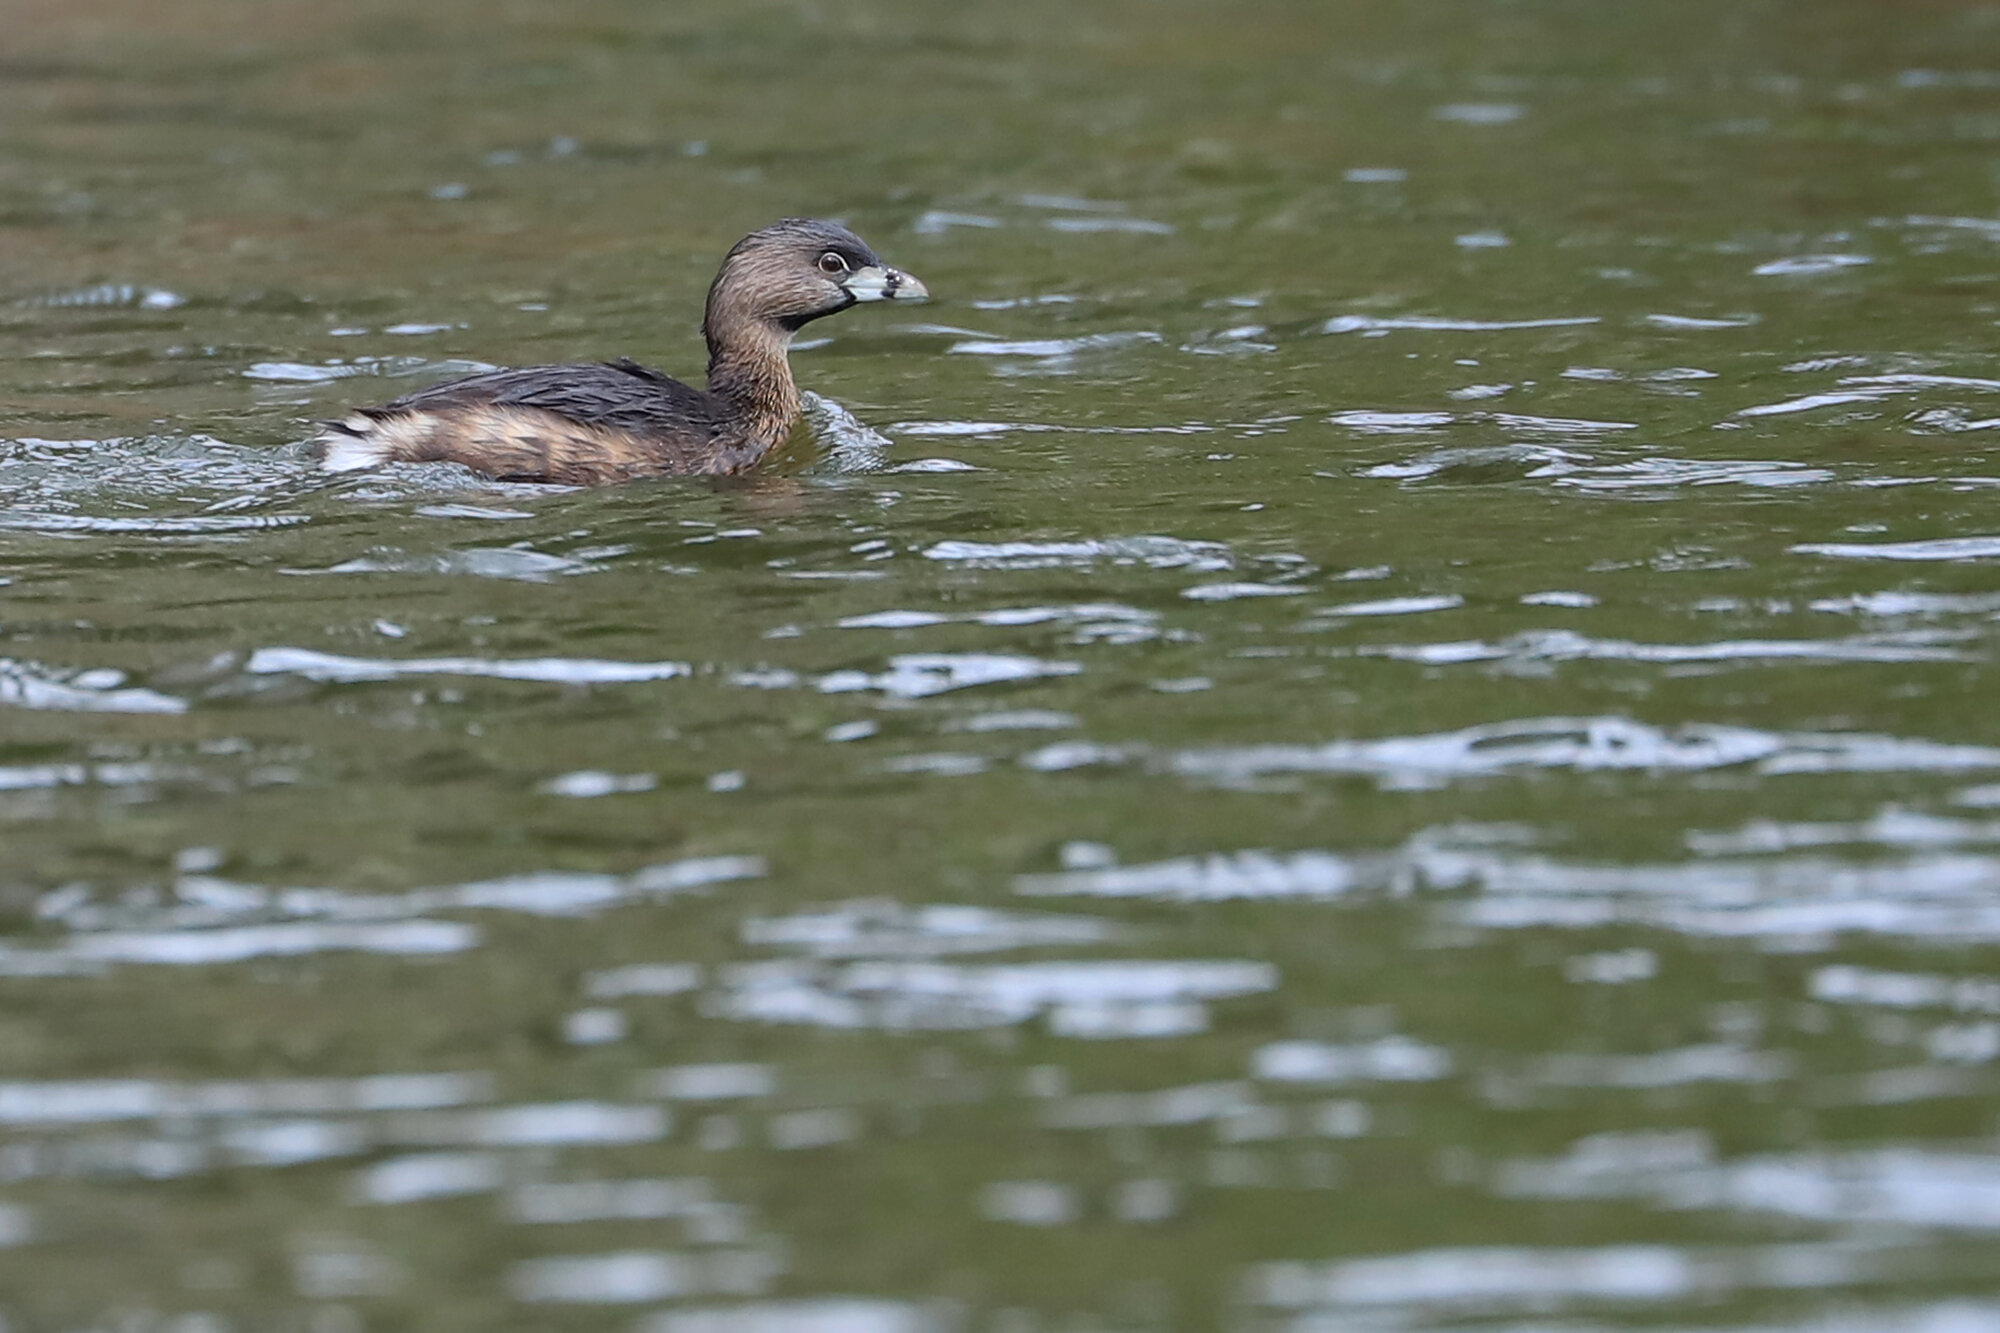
704,321,801,454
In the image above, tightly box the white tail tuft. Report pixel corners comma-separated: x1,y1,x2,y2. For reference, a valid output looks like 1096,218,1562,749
318,425,392,473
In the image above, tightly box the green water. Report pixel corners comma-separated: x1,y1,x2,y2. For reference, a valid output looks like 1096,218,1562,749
9,1,2000,1328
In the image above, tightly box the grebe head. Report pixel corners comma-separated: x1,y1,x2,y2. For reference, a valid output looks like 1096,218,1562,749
704,218,928,344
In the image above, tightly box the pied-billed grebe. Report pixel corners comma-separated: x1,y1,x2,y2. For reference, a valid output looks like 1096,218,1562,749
317,218,927,485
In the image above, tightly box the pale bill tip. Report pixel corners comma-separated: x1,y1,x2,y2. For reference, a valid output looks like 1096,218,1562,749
846,266,928,302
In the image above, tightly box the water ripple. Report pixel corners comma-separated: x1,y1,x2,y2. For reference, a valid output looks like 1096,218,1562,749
801,391,894,472
1739,372,2000,419
0,761,187,790
946,332,1164,367
242,356,494,383
1355,628,1969,667
1331,409,1636,437
922,536,1231,571
293,546,592,581
741,901,1118,957
1360,443,1580,481
816,653,1080,699
888,419,1062,437
1552,457,1835,489
1690,809,2000,855
10,281,184,310
1752,254,1872,276
1169,717,2000,789
0,509,307,533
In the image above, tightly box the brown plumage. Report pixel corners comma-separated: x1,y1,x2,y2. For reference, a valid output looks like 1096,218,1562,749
317,219,928,485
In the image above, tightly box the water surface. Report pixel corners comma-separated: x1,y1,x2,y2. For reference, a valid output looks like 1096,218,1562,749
8,1,2000,1328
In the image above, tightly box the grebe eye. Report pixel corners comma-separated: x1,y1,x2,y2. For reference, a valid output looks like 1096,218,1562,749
817,252,849,276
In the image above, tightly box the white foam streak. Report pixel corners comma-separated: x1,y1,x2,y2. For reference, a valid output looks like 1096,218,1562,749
16,857,764,976
1644,312,1759,328
1753,254,1872,276
1182,582,1308,601
1523,1044,1792,1088
1795,536,2000,562
0,659,186,714
1254,1244,1694,1309
1449,851,2000,941
1811,964,2000,1014
1690,809,2000,854
0,762,179,790
1320,315,1597,334
246,647,690,684
0,1071,491,1125
1254,1038,1454,1083
509,1177,716,1223
1318,594,1463,618
392,1101,668,1146
1019,850,1364,901
816,653,1080,698
638,1300,942,1333
1017,814,2000,943
58,919,478,964
705,958,1274,1034
1903,213,2000,238
1499,1135,2000,1231
355,1151,506,1204
1248,1240,1904,1315
1739,389,1896,417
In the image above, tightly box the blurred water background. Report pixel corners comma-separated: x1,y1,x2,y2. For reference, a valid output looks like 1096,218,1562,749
9,1,2000,1328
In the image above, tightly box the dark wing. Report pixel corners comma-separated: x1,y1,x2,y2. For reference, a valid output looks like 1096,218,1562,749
372,359,725,437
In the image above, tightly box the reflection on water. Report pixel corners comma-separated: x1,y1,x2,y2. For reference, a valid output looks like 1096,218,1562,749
12,0,2000,1328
